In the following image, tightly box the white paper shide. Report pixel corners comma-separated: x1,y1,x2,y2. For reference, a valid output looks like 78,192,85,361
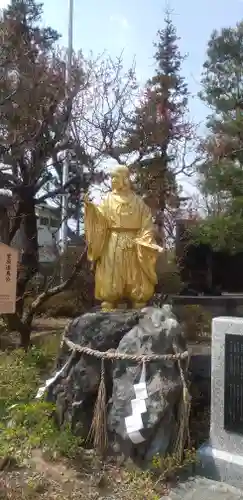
125,363,148,444
36,362,68,399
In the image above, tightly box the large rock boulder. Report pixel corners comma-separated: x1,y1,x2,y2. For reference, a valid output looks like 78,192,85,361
46,309,143,435
44,305,188,461
108,305,188,461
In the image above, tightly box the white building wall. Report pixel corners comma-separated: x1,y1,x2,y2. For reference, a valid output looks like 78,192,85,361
11,204,60,264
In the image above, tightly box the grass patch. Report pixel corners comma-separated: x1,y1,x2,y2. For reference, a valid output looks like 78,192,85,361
0,334,60,414
0,335,83,462
0,331,200,499
0,401,83,461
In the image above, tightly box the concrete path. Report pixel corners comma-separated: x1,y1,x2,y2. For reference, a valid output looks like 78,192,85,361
162,477,243,499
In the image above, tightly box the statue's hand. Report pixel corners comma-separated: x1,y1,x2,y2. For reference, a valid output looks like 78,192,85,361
84,193,91,205
84,193,97,212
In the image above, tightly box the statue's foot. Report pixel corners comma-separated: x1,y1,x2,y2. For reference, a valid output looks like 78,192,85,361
117,302,127,310
101,301,116,312
132,302,146,310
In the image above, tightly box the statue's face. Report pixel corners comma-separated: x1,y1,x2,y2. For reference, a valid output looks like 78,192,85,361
111,170,130,192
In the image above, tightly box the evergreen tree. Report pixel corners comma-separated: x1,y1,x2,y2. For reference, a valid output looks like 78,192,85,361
125,12,192,243
196,22,243,252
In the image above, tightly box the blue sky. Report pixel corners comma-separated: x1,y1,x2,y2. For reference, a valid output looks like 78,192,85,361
0,0,242,132
39,0,243,198
38,0,243,127
1,0,243,198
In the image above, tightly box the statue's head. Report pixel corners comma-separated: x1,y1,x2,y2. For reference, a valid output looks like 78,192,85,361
111,166,131,193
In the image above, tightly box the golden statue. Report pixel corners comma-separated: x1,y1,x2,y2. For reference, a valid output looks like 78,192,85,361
84,166,163,311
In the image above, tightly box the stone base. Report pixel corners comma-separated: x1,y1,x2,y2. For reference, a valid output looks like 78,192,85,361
161,476,243,499
197,442,243,489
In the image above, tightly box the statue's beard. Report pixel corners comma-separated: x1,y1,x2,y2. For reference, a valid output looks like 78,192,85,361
112,181,130,193
112,184,123,192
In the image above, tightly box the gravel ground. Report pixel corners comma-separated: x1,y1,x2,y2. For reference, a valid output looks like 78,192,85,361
0,451,168,500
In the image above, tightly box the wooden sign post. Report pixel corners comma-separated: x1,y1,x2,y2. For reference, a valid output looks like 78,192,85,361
0,243,18,313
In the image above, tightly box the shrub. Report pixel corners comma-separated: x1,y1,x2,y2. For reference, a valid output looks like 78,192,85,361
0,350,40,416
178,304,212,341
151,448,197,481
0,338,59,416
0,401,83,460
38,291,82,317
156,252,181,295
0,338,84,461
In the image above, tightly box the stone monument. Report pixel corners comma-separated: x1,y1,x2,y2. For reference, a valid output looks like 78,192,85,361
198,316,243,488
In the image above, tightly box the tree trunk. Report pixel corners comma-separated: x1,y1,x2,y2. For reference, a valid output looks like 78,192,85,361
0,206,10,244
4,313,31,351
155,211,165,246
16,195,39,317
18,322,31,351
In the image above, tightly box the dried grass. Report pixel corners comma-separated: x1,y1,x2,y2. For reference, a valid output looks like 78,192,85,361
87,359,108,453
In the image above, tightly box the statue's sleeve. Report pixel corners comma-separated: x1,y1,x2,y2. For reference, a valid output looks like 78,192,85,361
135,200,161,285
84,199,108,262
137,200,157,245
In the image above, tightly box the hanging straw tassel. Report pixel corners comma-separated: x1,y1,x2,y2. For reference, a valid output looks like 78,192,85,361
87,357,108,453
172,344,191,462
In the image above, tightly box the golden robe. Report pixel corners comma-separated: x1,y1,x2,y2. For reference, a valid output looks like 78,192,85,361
84,191,161,305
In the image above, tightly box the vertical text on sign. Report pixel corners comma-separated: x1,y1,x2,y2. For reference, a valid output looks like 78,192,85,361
224,333,243,435
5,252,11,283
0,244,18,314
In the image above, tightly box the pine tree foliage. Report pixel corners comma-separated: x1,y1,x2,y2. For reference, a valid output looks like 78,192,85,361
196,22,243,252
124,12,194,242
